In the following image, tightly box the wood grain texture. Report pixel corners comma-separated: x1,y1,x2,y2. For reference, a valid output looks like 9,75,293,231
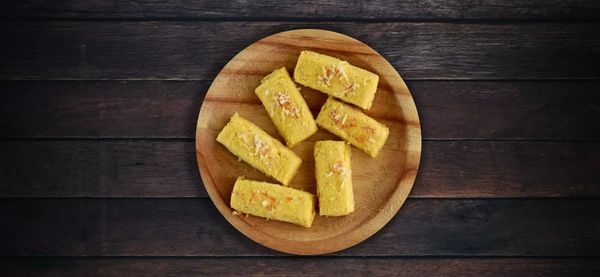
1,141,599,198
0,0,598,273
2,81,599,139
0,199,598,256
196,29,420,254
0,141,201,198
0,81,205,138
3,0,600,20
1,22,599,80
1,258,598,276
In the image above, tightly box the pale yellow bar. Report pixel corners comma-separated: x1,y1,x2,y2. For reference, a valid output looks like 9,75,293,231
230,177,316,228
316,98,389,157
216,113,301,185
314,141,354,216
255,67,318,148
293,51,379,110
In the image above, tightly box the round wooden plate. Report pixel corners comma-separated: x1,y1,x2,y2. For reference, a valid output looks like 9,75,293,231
196,29,421,255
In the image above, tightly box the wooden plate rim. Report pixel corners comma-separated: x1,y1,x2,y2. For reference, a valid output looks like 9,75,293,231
195,29,422,255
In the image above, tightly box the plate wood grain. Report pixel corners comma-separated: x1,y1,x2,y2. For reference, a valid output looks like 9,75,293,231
196,29,421,255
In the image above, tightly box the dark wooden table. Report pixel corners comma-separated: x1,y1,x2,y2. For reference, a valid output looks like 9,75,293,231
1,1,600,276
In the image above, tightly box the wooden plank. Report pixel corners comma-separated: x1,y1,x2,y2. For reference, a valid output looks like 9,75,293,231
3,0,600,20
0,141,202,198
412,81,600,140
1,258,598,276
416,141,600,198
0,22,599,80
0,81,205,138
2,141,599,198
2,81,599,139
0,199,598,256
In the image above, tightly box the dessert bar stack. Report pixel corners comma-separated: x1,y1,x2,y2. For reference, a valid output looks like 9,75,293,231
216,51,389,228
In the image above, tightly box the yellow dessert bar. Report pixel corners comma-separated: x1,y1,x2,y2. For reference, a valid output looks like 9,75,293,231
230,177,316,228
216,113,302,185
255,67,318,148
316,98,389,157
314,141,354,216
293,50,379,110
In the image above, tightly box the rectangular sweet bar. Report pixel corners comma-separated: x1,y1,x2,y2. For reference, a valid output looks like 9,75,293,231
293,50,379,110
216,113,302,185
314,141,354,216
255,67,318,148
230,177,316,228
316,98,389,157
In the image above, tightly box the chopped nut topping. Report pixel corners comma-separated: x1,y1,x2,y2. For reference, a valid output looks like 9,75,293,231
238,131,273,164
330,109,355,129
238,131,269,164
326,64,344,79
364,125,376,134
332,160,351,176
330,109,343,123
318,75,331,87
253,134,271,160
339,66,349,81
239,131,251,145
363,125,377,143
273,92,300,118
319,64,345,87
232,211,240,215
258,192,277,211
344,81,358,94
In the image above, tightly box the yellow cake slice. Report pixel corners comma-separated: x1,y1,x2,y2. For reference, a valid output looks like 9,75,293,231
316,98,389,157
230,177,316,228
314,141,354,216
293,50,379,110
216,113,302,185
255,67,318,148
